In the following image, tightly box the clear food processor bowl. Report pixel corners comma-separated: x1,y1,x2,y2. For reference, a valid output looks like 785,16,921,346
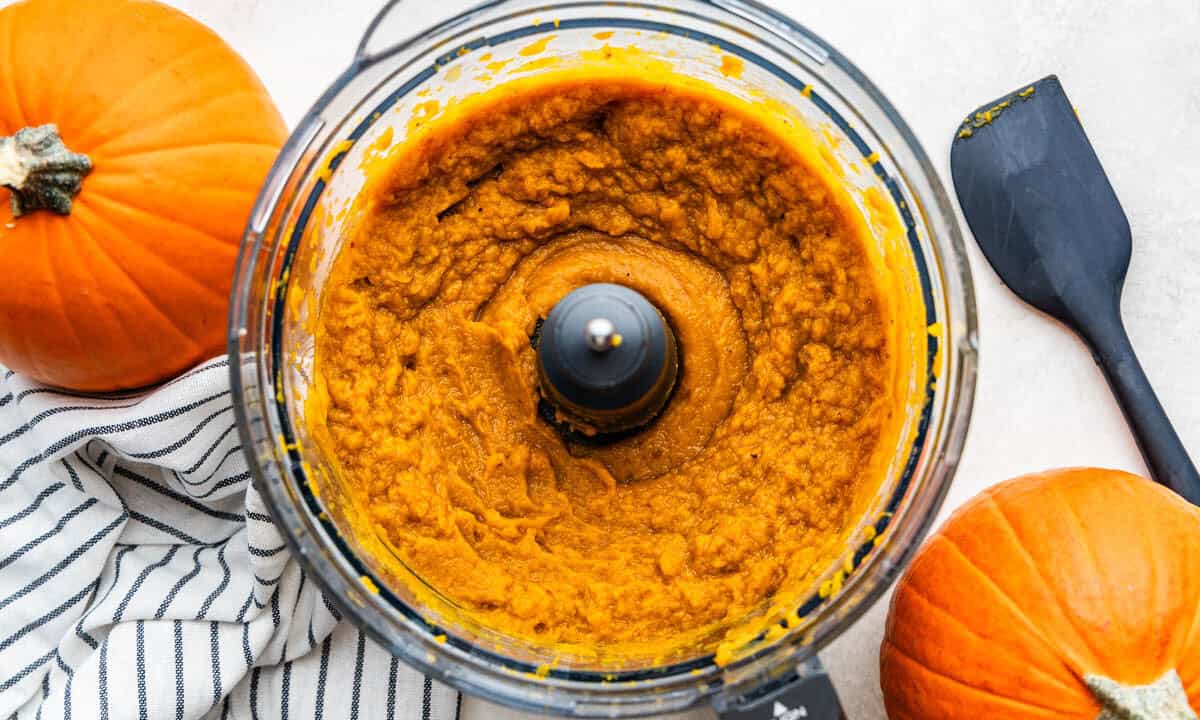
229,1,978,716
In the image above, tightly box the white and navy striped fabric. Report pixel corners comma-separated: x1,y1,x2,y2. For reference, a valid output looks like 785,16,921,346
0,357,461,720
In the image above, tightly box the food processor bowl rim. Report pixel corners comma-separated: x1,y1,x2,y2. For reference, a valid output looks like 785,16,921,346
229,0,978,713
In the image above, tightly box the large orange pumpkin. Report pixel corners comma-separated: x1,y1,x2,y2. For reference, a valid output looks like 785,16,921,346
881,468,1200,719
0,0,286,391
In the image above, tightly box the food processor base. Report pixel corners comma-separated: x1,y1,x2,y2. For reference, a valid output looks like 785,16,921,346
713,658,844,720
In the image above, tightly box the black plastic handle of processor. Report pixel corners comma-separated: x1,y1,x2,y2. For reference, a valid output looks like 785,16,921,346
715,657,845,720
1079,308,1200,506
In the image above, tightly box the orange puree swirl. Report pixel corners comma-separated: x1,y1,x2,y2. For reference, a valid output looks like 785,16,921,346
313,77,896,654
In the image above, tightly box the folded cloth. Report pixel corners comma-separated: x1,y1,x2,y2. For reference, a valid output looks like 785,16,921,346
0,357,461,720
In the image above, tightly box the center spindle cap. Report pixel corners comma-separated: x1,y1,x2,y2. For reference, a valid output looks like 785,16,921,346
536,283,678,434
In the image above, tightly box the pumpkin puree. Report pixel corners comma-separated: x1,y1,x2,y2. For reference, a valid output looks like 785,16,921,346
312,76,900,654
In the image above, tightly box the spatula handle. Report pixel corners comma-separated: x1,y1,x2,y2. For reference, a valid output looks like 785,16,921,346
1082,312,1200,506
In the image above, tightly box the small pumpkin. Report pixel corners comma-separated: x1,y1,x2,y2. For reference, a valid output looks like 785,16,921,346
881,468,1200,720
0,0,286,391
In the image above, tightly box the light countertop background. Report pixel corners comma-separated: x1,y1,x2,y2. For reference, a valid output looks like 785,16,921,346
83,0,1200,717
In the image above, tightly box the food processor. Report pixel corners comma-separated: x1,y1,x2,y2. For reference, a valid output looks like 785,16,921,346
229,1,978,717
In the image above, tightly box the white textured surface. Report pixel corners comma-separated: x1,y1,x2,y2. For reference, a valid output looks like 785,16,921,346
120,1,1200,717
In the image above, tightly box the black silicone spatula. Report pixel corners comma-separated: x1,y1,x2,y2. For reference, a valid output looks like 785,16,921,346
951,74,1200,506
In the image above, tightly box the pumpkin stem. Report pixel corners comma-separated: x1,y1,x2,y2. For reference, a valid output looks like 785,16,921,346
0,124,92,218
1085,670,1197,720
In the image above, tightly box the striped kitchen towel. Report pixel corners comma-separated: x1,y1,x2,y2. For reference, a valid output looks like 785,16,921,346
0,356,461,720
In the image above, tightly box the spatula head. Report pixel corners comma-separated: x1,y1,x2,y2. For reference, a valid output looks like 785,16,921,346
950,75,1131,329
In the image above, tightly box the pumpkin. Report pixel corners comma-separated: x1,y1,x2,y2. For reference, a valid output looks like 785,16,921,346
881,468,1200,720
0,0,286,391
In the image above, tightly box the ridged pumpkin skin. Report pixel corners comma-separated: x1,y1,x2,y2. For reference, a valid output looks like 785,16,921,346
881,468,1200,719
0,0,286,391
